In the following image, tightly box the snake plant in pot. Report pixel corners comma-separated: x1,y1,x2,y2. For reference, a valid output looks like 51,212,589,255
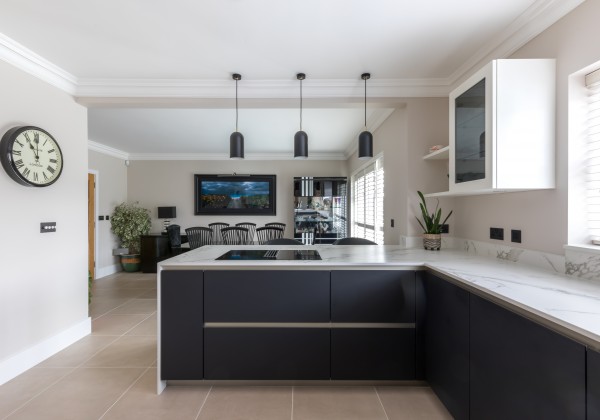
111,202,151,272
416,191,452,250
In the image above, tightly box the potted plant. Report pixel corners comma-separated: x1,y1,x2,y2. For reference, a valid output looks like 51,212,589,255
416,191,452,250
111,202,151,272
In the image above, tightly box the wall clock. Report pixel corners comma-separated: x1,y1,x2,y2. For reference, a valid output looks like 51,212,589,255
0,126,63,187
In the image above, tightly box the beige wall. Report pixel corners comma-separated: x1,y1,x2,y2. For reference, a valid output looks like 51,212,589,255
346,98,449,244
88,150,128,276
450,0,600,255
0,60,88,375
126,159,347,236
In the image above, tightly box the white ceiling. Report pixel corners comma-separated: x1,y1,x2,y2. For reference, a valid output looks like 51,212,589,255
0,0,584,159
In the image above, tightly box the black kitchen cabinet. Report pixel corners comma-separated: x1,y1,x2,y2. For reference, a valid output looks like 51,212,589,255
331,328,415,379
330,270,416,380
204,270,329,322
589,347,600,420
160,270,203,380
204,328,330,379
470,294,586,420
423,272,470,420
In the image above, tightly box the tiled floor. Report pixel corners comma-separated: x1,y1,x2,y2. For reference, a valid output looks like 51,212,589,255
0,272,452,420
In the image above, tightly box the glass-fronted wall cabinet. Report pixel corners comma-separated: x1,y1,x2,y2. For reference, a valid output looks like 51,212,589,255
437,59,556,196
293,177,348,244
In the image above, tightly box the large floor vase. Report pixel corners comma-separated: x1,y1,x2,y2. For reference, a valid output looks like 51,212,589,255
120,254,141,272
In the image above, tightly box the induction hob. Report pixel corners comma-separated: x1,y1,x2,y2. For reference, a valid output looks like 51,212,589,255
216,249,321,261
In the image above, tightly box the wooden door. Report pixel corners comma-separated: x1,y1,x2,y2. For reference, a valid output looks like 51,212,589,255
88,173,95,279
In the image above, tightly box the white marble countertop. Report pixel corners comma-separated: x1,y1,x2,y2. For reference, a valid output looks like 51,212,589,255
159,245,600,350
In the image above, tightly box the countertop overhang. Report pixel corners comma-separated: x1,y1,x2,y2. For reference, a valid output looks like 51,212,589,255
158,245,600,350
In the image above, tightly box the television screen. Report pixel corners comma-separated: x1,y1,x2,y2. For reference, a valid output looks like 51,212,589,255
194,174,276,215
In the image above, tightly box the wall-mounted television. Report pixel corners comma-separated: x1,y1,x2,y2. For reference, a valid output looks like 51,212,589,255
194,174,276,215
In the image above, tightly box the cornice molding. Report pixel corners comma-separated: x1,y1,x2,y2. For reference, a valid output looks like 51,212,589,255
0,0,584,101
127,152,347,161
0,33,78,94
88,140,129,160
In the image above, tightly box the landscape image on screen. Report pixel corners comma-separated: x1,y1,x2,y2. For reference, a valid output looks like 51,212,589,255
201,181,271,209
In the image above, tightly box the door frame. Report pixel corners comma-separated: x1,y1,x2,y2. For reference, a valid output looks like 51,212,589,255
88,170,99,280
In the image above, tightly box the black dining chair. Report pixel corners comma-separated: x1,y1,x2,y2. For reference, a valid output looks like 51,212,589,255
264,222,286,234
256,226,284,244
166,224,190,254
208,222,229,244
221,226,251,245
185,227,213,249
235,222,257,243
264,238,302,245
332,237,377,245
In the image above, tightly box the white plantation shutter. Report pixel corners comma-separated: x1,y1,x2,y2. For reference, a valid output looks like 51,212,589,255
586,69,600,238
351,155,384,244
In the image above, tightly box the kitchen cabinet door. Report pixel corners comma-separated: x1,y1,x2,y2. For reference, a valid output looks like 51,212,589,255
160,270,203,380
470,294,585,420
589,347,600,420
424,273,470,420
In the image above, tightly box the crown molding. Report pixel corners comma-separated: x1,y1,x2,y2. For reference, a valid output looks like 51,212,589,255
447,0,585,89
88,140,129,160
126,152,347,161
0,33,78,94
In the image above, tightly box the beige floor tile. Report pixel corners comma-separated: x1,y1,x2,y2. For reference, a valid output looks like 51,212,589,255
89,298,133,318
84,335,156,368
198,386,292,420
36,335,119,368
0,367,72,418
293,386,387,420
7,367,144,420
102,368,209,420
376,386,453,420
126,313,157,336
92,314,150,335
110,299,157,315
92,288,148,299
136,289,157,299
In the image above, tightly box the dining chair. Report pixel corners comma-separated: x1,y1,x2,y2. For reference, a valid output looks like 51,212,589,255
221,226,251,245
256,226,284,244
166,224,190,254
235,222,257,243
208,222,230,244
264,222,286,234
185,226,213,249
331,237,377,245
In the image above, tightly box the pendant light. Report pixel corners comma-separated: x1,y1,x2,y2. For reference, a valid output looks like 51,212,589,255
294,73,308,159
358,72,373,159
230,73,244,159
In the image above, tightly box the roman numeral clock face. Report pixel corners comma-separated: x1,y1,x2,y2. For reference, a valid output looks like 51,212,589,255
0,126,63,187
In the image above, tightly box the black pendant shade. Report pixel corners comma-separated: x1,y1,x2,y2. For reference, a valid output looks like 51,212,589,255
230,73,244,159
294,73,308,159
358,72,373,160
230,131,244,159
294,130,308,159
358,130,373,159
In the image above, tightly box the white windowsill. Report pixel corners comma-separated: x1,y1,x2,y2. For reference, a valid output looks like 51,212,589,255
564,244,600,255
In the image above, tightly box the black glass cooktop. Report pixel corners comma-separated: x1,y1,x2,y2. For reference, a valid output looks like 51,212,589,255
216,249,321,261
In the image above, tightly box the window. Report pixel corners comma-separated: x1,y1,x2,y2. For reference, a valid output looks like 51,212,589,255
586,68,600,242
351,154,384,244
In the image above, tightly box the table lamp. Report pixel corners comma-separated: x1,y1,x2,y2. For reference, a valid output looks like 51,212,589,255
158,206,176,232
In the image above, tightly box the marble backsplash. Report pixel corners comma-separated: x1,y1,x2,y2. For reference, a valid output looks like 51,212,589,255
401,235,566,275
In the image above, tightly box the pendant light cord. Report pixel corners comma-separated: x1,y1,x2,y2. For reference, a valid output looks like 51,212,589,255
300,78,303,130
364,76,367,129
235,78,239,132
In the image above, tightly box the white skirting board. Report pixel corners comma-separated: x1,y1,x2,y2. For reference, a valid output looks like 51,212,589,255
96,263,121,279
0,317,91,386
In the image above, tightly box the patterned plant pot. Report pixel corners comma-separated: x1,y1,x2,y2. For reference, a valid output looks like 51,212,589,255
120,254,141,272
423,234,442,251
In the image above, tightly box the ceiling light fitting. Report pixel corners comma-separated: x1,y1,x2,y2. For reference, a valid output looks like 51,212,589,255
358,72,373,160
230,73,244,159
294,73,308,159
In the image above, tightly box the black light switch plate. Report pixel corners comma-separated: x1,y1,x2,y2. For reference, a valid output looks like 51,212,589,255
441,224,449,234
99,215,105,221
490,227,504,240
511,229,522,243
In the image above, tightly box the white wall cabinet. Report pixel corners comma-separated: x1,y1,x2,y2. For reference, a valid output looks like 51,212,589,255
426,59,555,197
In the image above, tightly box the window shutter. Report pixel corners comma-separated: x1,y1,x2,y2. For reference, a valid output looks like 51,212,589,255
586,70,600,238
351,156,384,244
